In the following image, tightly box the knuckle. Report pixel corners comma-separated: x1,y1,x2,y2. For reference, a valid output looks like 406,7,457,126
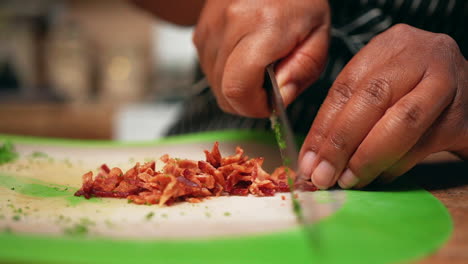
432,33,457,49
222,82,248,100
192,32,201,48
395,101,424,128
431,33,460,57
225,2,244,21
329,81,354,108
258,6,281,22
294,50,324,81
328,131,347,152
388,23,414,36
308,125,327,152
192,28,205,49
360,77,392,108
372,23,414,45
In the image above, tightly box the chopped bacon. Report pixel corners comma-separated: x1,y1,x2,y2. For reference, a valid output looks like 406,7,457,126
74,142,317,205
100,164,111,174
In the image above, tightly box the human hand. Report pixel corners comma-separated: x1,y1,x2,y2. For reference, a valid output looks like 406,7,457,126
298,24,468,189
193,0,330,117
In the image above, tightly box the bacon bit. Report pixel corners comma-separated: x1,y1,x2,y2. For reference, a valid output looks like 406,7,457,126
186,197,202,203
74,142,317,206
281,195,286,200
100,164,111,174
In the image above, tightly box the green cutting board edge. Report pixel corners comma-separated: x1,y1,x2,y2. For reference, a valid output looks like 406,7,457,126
0,131,452,264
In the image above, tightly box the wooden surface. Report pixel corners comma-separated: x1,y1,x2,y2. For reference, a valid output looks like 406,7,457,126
412,161,468,263
0,103,115,140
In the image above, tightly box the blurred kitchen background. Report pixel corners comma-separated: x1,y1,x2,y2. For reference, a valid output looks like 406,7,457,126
0,0,199,141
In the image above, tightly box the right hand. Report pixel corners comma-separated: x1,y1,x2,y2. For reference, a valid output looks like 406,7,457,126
193,0,330,117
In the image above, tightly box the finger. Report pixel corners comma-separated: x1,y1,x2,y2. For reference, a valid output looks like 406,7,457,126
275,24,330,106
201,42,238,113
211,26,251,114
298,44,394,179
378,121,445,184
221,32,296,117
309,62,424,189
194,24,238,113
193,12,222,81
338,75,456,189
378,146,432,184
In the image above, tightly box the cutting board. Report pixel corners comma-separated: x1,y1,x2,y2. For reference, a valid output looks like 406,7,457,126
0,131,452,264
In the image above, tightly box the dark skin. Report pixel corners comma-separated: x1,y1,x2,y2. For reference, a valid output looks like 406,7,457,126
134,0,468,189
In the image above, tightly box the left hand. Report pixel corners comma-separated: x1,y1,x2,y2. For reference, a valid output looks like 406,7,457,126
298,24,468,189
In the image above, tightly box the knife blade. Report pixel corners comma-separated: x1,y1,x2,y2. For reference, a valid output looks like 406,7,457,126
266,65,299,173
265,64,320,254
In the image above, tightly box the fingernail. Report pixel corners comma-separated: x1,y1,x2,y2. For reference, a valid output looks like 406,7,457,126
299,151,317,178
279,83,297,105
338,169,359,189
311,160,336,189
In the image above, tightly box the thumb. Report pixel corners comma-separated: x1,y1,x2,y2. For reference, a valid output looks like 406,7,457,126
275,24,330,106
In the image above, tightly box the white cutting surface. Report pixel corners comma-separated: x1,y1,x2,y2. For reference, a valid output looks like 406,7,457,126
0,141,345,239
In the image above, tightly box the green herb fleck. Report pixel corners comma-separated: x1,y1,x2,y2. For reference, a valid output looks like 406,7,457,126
30,151,48,158
146,212,155,220
161,213,168,219
271,120,287,150
12,215,20,221
79,218,95,226
287,177,294,187
179,212,186,216
292,199,302,217
127,199,133,204
0,141,18,165
286,167,304,223
64,224,88,236
205,212,211,218
104,219,114,228
223,212,231,217
63,158,72,168
10,187,15,191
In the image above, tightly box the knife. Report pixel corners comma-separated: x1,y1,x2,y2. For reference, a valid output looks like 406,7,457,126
265,64,320,253
265,65,299,177
265,64,302,215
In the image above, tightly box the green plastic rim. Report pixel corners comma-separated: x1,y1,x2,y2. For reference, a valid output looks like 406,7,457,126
0,131,453,264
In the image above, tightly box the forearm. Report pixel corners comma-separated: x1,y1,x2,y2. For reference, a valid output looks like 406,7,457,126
130,0,205,26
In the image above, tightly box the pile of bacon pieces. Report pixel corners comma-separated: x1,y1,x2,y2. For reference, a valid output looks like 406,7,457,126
75,142,317,206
